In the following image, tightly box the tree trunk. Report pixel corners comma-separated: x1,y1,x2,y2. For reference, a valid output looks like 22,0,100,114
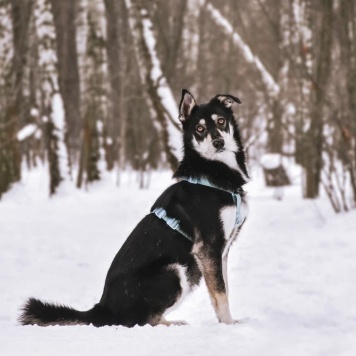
266,0,291,154
304,0,333,198
76,4,105,187
11,0,33,126
1,0,34,194
103,0,122,170
50,0,81,157
339,1,356,204
34,0,71,194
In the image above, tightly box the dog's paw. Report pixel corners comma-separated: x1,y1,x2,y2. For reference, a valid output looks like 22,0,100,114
168,319,189,326
220,319,239,325
218,316,235,325
161,319,189,326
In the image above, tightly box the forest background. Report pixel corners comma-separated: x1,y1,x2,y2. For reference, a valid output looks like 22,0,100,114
0,0,355,213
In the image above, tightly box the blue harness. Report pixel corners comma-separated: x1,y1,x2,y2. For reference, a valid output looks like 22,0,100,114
152,177,244,242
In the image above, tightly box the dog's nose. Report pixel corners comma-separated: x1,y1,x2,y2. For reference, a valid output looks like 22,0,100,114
212,138,224,150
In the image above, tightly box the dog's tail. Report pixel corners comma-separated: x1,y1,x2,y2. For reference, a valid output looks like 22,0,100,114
19,298,112,327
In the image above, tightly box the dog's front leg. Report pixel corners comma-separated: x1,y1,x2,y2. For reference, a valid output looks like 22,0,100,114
222,254,229,295
193,244,234,324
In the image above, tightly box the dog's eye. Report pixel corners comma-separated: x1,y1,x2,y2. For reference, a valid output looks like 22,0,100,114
196,125,205,133
217,118,225,125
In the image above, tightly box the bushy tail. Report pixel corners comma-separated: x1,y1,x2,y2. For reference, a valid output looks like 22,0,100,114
19,298,106,327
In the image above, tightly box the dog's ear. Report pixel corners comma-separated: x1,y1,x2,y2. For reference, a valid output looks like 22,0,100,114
210,94,241,109
179,89,197,122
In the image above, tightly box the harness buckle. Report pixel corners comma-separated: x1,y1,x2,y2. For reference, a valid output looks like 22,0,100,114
154,207,166,219
165,217,180,230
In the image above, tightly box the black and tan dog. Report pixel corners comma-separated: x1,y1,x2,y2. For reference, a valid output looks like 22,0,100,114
20,90,249,327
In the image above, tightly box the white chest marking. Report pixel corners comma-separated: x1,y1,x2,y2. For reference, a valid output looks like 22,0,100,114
220,206,237,240
215,151,239,171
220,201,248,258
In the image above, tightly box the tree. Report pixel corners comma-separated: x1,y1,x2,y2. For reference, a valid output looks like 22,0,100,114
103,0,122,170
50,0,81,156
34,0,70,194
125,0,182,170
0,0,32,198
77,3,106,187
338,1,356,205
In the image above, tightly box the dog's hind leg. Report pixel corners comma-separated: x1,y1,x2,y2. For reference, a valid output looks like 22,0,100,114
145,263,191,327
193,244,235,325
102,262,190,327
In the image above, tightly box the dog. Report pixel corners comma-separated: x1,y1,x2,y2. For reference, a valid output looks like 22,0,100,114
19,89,249,327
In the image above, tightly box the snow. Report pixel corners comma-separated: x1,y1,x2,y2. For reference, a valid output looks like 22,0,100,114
16,124,38,141
51,93,71,182
34,0,57,70
34,129,42,140
0,5,13,74
206,3,280,96
30,108,39,117
260,153,282,169
286,103,296,115
0,168,356,355
96,119,104,134
292,0,312,73
51,94,65,131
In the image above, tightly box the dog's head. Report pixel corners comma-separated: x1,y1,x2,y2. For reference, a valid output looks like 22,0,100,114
178,89,243,169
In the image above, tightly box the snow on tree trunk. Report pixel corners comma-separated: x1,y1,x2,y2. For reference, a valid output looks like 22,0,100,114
125,0,182,169
34,0,71,194
76,2,106,187
206,2,280,97
205,2,286,158
292,0,332,199
51,93,71,182
16,124,37,141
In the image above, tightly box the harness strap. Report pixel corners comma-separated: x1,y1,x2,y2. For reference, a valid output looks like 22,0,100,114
153,207,193,242
232,192,243,226
152,178,245,242
184,177,244,226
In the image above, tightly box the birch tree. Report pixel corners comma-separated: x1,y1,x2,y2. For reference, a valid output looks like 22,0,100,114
77,2,106,186
206,2,280,97
125,0,182,169
205,2,285,153
34,0,71,194
290,0,333,198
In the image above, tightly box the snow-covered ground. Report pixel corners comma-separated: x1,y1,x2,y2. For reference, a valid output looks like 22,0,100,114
0,168,355,355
